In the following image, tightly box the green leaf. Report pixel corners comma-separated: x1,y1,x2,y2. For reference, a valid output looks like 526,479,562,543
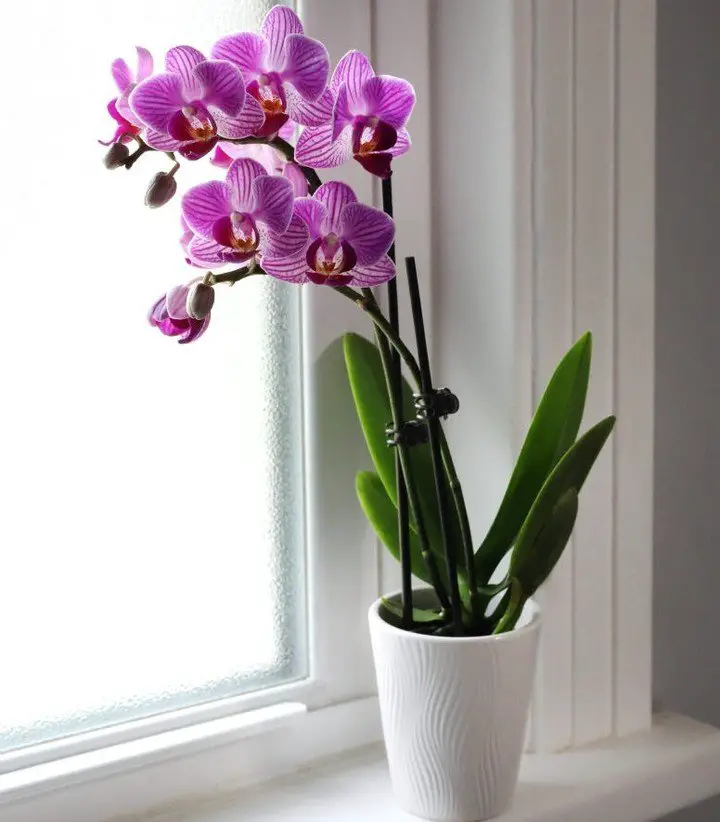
511,487,579,595
344,332,464,567
475,332,593,582
509,416,615,592
381,597,446,627
356,470,437,588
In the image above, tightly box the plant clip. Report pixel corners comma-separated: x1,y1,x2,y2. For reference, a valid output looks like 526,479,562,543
413,388,460,421
385,419,430,448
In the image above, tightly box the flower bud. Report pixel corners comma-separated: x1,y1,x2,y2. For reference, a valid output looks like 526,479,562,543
103,142,130,169
186,282,215,320
145,172,177,209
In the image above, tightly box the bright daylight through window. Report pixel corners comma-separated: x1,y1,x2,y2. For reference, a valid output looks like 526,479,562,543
0,0,306,755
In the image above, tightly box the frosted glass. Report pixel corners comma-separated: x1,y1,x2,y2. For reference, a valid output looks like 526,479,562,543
0,0,306,753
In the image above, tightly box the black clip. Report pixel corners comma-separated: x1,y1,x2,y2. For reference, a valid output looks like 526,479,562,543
413,388,460,421
385,419,430,448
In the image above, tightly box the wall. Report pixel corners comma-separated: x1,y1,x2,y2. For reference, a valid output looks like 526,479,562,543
655,0,720,819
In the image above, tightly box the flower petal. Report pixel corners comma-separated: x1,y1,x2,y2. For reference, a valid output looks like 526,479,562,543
166,285,190,320
389,126,411,156
136,47,153,82
111,58,132,93
129,73,184,131
332,84,354,140
226,158,267,211
285,86,333,127
315,181,358,235
213,97,265,139
350,254,396,286
144,128,183,151
250,174,294,234
294,123,352,169
263,253,309,283
283,162,309,197
179,316,210,344
182,180,231,237
165,45,206,97
339,202,394,265
331,50,374,106
362,75,416,129
281,34,329,101
193,59,245,116
187,234,251,267
212,32,267,81
293,197,326,239
262,5,304,72
262,212,310,259
178,138,218,161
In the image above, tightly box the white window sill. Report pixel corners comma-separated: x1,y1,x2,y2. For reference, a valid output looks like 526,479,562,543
144,713,720,822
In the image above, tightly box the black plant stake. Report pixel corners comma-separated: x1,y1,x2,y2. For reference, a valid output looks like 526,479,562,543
405,255,464,635
382,176,413,629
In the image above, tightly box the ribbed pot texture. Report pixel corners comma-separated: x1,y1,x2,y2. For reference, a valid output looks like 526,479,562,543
369,591,541,822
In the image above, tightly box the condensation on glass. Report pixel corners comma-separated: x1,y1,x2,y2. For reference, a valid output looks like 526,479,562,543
0,0,306,753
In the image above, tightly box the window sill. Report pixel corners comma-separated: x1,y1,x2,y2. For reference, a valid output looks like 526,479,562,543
143,713,720,822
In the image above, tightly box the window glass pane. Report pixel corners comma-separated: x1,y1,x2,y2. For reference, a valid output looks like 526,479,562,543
0,0,306,753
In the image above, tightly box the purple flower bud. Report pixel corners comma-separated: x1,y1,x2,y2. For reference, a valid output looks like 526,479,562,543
103,142,130,169
145,172,177,208
186,282,215,320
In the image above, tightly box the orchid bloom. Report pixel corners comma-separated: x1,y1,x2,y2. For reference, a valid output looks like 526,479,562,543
210,142,308,197
295,50,415,179
129,46,264,160
211,5,332,140
263,181,395,286
99,47,153,146
149,283,210,344
181,157,296,268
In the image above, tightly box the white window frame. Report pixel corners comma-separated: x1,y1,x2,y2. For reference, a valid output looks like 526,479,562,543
0,1,657,819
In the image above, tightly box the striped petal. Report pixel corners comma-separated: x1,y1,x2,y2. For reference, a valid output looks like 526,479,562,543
331,50,374,107
136,47,153,82
263,252,309,283
285,86,333,127
212,32,267,81
251,175,294,234
293,197,326,240
350,254,396,286
339,202,394,265
262,5,303,72
213,97,265,139
129,73,185,131
362,75,416,129
262,213,310,259
165,45,205,97
294,123,352,169
281,34,329,101
111,58,132,93
193,59,245,116
226,158,267,211
315,181,357,235
182,180,231,237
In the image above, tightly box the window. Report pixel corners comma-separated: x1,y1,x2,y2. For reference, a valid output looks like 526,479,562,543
0,0,309,757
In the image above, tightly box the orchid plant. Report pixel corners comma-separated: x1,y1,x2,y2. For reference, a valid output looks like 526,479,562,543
101,5,614,637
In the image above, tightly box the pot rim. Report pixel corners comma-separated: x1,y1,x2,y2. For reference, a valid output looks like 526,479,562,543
369,590,541,645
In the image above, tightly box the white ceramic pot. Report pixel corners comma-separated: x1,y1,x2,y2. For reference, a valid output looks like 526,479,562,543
369,590,540,822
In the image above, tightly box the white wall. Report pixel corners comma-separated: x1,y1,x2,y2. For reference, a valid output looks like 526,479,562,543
655,0,720,819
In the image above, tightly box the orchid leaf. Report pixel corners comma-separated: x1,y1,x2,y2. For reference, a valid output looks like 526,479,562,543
509,416,615,593
356,470,436,587
475,332,593,583
381,597,445,626
344,332,464,567
511,487,578,596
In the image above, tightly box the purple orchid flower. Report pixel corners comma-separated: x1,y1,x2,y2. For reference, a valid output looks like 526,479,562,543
99,47,153,146
210,143,308,197
262,181,395,286
129,46,264,160
181,157,297,268
211,5,333,140
295,50,415,179
149,283,210,344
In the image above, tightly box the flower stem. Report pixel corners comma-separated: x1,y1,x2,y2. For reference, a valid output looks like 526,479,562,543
204,265,264,286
